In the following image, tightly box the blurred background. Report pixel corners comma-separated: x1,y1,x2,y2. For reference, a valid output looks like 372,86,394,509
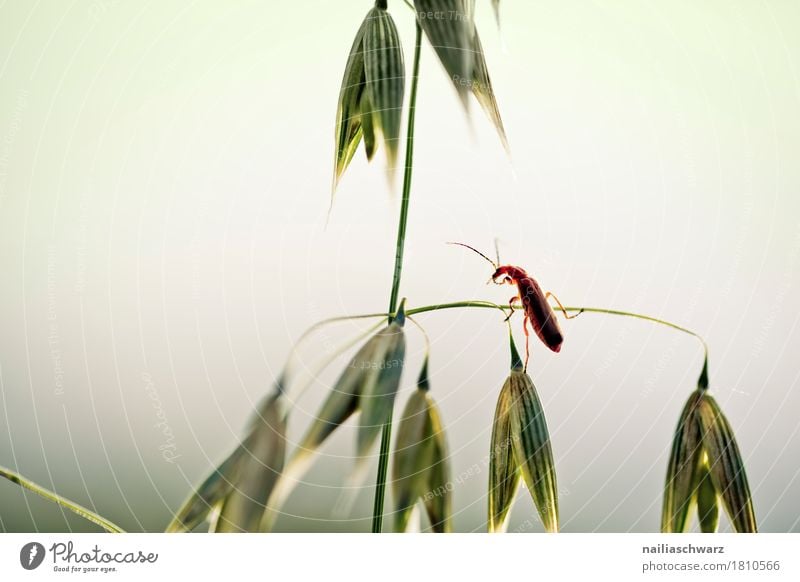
1,0,799,532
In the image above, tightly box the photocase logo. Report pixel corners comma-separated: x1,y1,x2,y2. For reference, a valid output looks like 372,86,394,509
19,542,46,570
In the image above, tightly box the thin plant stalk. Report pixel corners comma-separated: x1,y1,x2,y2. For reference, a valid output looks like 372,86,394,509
408,302,710,388
0,465,124,533
372,20,423,534
406,301,710,386
410,302,707,352
387,21,423,320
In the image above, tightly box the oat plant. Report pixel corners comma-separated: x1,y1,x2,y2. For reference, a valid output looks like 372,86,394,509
1,0,757,534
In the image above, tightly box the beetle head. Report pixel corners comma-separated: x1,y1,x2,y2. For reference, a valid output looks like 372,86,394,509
491,266,514,285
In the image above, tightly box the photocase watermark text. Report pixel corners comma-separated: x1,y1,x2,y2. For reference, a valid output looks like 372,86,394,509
142,371,180,463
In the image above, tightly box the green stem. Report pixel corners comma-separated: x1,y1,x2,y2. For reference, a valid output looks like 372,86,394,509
372,20,423,534
387,27,422,322
0,465,124,533
564,306,709,389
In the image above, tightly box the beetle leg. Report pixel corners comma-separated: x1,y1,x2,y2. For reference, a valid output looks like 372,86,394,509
522,314,531,371
504,295,520,322
546,291,583,319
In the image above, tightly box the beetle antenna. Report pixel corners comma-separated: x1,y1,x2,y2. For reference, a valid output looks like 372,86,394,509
494,237,501,265
447,242,498,268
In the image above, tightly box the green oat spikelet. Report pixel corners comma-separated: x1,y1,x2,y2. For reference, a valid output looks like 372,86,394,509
357,314,407,460
662,374,757,533
413,0,508,150
392,357,452,532
165,445,243,532
423,426,451,532
508,371,558,533
167,391,287,533
469,32,508,151
333,1,405,194
696,393,757,533
414,0,473,106
488,369,520,532
488,331,558,532
661,390,704,533
212,393,287,532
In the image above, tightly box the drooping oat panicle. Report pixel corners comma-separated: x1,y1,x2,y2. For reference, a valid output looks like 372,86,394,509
392,358,452,532
413,0,508,150
261,304,407,531
333,2,405,193
662,386,756,533
166,392,287,533
488,332,558,532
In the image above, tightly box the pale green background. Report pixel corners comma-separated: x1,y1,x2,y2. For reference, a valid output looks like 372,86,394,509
1,0,799,532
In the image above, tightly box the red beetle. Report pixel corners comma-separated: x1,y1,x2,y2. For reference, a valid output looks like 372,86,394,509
450,242,582,369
